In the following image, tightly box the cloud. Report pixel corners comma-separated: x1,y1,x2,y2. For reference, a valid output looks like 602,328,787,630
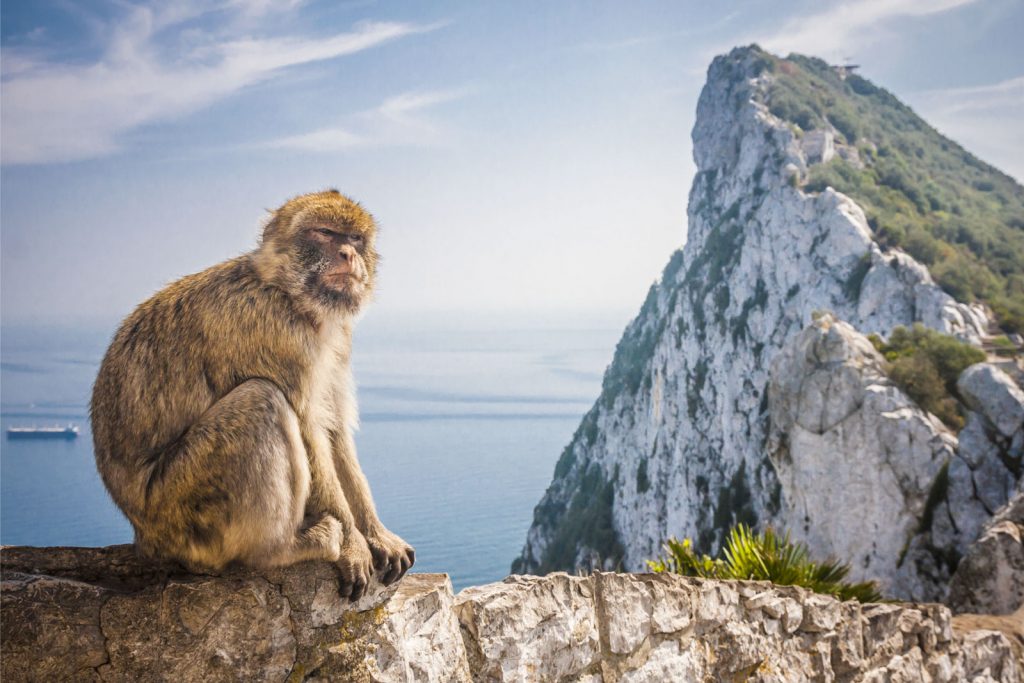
0,3,442,164
266,88,467,152
374,90,465,128
906,75,1024,181
753,0,981,59
911,75,1024,114
227,0,308,17
268,127,365,152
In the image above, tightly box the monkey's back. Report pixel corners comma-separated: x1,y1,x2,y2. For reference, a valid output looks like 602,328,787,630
90,255,315,518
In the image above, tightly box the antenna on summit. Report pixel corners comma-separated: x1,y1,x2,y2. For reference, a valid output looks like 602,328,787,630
832,57,860,80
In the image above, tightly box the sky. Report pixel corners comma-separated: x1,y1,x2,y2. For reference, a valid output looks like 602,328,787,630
2,0,1022,328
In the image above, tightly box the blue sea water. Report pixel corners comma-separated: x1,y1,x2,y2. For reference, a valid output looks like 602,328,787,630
0,314,623,591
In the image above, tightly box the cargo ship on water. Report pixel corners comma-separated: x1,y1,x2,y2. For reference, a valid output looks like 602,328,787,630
6,425,79,440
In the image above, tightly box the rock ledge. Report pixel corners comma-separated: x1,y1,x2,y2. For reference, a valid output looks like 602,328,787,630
1,545,1020,681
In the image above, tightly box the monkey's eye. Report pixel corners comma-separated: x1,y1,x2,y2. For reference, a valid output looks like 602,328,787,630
315,228,336,237
348,234,364,245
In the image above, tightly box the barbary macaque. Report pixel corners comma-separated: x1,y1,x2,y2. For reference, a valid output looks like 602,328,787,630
91,190,413,600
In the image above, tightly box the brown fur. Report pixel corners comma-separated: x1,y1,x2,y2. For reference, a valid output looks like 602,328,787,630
91,190,414,599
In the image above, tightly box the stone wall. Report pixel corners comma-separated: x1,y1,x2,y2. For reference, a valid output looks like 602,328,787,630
2,546,1020,682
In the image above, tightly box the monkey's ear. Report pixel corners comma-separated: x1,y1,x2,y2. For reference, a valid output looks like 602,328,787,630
261,212,283,243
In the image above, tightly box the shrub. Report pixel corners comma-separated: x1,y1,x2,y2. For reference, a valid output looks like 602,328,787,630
991,295,1024,334
869,324,986,430
828,106,859,143
888,354,964,429
877,325,986,391
904,230,941,265
647,524,883,603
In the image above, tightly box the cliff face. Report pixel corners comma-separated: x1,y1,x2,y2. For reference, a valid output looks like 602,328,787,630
2,546,1020,682
766,314,956,598
513,46,1021,601
766,315,1023,600
948,490,1024,616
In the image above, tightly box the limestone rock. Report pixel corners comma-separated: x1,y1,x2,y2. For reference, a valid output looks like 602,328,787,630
801,129,835,164
454,573,600,681
1,572,109,682
0,545,470,683
514,45,993,599
959,364,1024,439
763,314,1023,602
948,364,1024,542
948,491,1024,616
2,547,1019,682
454,571,1021,683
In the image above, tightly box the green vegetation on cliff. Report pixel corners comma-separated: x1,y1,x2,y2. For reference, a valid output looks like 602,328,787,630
868,324,986,430
753,48,1024,332
512,461,625,575
648,524,883,603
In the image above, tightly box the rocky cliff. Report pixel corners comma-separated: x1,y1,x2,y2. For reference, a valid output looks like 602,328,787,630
948,490,1024,616
766,314,1022,600
2,546,1020,682
514,45,1022,602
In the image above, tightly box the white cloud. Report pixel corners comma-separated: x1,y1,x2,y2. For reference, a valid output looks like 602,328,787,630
228,0,307,17
374,90,465,129
912,75,1024,114
0,3,442,164
906,75,1024,181
267,127,365,152
266,88,467,152
754,0,981,59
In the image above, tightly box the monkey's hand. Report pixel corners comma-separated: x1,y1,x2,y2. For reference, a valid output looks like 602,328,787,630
336,528,374,601
364,525,415,585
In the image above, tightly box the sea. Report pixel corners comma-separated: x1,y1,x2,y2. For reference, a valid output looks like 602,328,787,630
0,313,626,591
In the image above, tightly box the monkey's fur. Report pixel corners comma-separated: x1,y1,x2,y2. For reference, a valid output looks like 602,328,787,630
91,190,413,600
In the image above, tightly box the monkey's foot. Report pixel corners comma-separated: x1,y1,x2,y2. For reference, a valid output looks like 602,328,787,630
301,515,343,562
365,526,415,586
336,529,374,601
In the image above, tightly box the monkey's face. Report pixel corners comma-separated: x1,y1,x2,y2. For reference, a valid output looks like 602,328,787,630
296,224,374,312
258,191,380,316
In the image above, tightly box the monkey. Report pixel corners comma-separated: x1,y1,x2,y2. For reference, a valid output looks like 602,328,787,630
90,190,414,600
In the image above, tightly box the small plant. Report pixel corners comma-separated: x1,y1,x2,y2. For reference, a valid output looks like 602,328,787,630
869,324,986,430
647,524,883,603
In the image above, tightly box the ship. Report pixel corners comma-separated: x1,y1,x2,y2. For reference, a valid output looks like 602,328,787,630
6,425,79,440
